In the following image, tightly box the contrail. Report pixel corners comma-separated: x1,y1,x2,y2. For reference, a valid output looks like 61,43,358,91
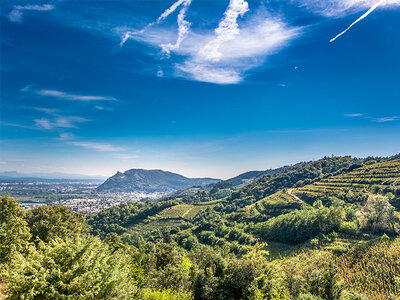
117,0,188,51
330,0,386,42
157,0,187,24
161,0,192,55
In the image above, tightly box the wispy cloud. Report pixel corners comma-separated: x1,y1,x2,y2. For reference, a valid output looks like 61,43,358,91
298,0,400,18
58,133,75,141
36,89,117,101
69,141,124,152
370,116,400,123
34,116,88,130
345,113,364,117
33,107,61,114
344,113,400,123
297,0,400,41
8,4,54,23
2,116,87,131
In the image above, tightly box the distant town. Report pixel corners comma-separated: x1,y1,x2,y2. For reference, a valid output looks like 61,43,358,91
0,179,163,214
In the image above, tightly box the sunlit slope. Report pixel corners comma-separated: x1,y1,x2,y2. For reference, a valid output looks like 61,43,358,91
231,191,303,222
292,159,400,202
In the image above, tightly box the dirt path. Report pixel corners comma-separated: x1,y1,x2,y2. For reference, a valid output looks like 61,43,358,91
287,189,306,204
181,206,194,219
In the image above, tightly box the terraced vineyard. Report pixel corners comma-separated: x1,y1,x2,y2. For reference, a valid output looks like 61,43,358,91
293,159,400,201
128,201,218,233
245,191,303,215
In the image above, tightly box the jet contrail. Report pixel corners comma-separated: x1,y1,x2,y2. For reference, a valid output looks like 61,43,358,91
161,0,192,55
157,0,187,23
116,0,190,51
330,0,386,42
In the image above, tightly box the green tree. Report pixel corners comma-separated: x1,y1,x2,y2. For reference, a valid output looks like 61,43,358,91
26,205,88,242
0,195,31,264
3,236,138,299
357,195,399,235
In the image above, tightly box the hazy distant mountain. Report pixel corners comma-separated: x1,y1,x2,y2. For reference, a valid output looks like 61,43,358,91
97,169,220,194
0,171,106,181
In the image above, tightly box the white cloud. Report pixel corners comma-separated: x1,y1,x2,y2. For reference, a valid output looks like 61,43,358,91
37,89,117,101
70,142,124,152
198,0,249,62
8,4,54,23
177,63,242,84
177,16,300,84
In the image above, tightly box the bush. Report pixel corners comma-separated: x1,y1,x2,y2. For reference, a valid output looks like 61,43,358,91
357,195,399,235
339,221,358,236
141,289,193,300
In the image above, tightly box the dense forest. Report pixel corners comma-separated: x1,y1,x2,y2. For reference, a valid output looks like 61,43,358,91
1,156,400,299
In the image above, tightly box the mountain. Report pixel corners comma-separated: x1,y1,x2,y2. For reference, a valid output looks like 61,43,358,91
96,169,220,194
0,171,107,180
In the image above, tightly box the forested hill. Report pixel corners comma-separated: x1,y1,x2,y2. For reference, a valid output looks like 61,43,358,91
165,167,286,200
97,169,220,194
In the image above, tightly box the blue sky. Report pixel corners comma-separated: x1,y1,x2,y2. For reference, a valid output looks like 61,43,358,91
1,0,399,179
